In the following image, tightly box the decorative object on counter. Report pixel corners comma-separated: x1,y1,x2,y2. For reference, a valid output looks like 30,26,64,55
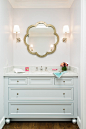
24,21,59,58
63,25,69,43
13,68,25,73
53,71,67,78
60,62,68,71
52,69,58,71
13,25,21,43
25,67,29,71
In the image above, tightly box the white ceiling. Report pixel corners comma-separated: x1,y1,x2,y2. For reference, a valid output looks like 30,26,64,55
8,0,74,8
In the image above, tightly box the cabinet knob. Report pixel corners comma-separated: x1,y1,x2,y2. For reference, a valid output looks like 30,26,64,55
63,93,65,95
63,81,65,83
63,109,65,110
17,93,19,95
17,108,19,110
17,80,19,82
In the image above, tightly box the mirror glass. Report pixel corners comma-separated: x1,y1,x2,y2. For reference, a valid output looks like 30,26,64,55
24,22,59,57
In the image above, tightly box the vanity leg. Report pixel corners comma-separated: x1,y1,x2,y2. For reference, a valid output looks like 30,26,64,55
72,118,77,124
5,118,10,124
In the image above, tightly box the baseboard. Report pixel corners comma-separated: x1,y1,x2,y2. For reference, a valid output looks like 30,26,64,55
77,116,81,129
0,117,5,129
11,118,72,121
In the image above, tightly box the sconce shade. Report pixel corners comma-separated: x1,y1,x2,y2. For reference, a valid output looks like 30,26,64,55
13,25,20,33
63,25,69,33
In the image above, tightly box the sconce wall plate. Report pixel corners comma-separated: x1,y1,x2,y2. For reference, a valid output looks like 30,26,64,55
16,38,21,42
63,38,67,43
16,32,21,43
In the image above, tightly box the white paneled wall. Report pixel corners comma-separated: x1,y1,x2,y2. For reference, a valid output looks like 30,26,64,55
81,0,86,128
13,9,70,66
70,0,81,119
0,0,13,120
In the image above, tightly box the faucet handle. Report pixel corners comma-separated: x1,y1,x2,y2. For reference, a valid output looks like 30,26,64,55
40,66,43,71
36,67,38,71
45,67,47,71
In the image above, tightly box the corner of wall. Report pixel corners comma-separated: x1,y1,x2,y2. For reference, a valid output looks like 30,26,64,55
77,116,81,129
0,117,5,129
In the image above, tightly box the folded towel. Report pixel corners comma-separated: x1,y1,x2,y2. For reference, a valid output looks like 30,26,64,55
53,71,67,78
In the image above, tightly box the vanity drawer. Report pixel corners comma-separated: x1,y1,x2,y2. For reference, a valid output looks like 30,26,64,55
9,88,73,101
29,77,53,85
8,78,27,85
55,78,73,85
9,103,73,117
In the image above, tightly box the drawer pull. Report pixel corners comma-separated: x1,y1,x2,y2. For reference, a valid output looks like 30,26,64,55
17,93,19,95
17,81,19,82
63,81,65,83
17,108,19,110
63,109,65,113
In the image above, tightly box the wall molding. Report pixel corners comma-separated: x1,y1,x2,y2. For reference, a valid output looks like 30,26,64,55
77,116,81,129
0,117,5,129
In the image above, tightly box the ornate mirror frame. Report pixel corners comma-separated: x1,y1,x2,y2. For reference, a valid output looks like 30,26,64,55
24,21,59,58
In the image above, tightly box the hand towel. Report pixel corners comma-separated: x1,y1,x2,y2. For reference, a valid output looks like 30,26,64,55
53,71,67,78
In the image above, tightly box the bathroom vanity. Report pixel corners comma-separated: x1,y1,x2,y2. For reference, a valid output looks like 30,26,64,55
4,66,78,124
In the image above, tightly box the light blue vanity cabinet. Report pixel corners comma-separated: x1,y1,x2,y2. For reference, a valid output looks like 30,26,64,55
4,76,78,123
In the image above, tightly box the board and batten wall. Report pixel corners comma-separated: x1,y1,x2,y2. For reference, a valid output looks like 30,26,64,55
0,0,13,125
70,0,81,122
13,9,70,66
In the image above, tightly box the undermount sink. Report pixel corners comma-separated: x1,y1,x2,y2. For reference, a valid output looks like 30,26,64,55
31,71,52,74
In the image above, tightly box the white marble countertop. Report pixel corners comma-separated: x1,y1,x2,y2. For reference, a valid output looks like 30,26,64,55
4,70,78,77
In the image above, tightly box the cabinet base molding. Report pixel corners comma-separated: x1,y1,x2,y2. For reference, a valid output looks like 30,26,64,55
11,118,72,121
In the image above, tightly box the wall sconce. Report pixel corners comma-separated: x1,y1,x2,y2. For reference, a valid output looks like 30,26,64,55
63,25,69,43
50,44,54,51
30,44,33,51
13,25,21,43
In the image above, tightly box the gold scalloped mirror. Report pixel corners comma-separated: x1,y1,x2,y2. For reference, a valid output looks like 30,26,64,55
24,21,59,57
